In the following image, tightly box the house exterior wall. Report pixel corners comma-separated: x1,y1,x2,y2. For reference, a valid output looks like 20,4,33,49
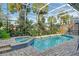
70,23,79,35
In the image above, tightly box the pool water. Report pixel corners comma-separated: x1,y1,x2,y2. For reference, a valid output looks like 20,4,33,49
32,35,73,52
15,37,29,43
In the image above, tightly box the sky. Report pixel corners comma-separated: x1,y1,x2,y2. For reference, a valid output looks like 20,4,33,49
1,3,79,24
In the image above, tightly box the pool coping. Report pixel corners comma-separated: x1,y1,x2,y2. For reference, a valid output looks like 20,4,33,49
32,34,62,39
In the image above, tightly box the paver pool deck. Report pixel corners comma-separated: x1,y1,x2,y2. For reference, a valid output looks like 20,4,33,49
0,35,79,56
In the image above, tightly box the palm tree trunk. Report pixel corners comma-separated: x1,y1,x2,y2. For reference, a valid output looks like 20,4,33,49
23,3,28,35
24,5,26,35
37,9,39,36
7,4,9,32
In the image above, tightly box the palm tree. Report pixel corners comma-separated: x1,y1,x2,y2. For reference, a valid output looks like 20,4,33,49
22,4,31,35
32,3,48,35
8,3,22,13
0,4,3,28
57,10,70,25
47,16,57,34
8,3,22,33
57,10,71,34
0,4,6,29
8,3,31,35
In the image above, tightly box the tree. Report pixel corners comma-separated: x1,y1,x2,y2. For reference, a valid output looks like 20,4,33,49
8,3,31,35
8,3,22,13
0,4,6,28
0,4,3,28
32,3,48,35
47,16,57,34
57,10,70,25
17,4,31,35
57,10,72,34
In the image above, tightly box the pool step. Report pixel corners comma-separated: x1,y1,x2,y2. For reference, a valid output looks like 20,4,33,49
0,45,12,53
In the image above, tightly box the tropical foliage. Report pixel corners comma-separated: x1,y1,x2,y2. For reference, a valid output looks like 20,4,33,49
0,29,10,39
0,3,72,39
32,3,48,35
47,16,57,34
57,10,70,25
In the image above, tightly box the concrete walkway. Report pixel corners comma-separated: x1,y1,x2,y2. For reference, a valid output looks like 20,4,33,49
0,46,42,56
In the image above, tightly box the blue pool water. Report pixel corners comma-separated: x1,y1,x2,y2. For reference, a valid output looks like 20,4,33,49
15,37,29,43
32,35,73,52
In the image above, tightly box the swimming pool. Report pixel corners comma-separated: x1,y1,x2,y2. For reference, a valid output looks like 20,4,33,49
32,35,73,52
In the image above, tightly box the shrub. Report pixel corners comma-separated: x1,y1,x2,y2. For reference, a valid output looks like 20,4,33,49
15,31,23,36
29,29,38,36
0,30,10,40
